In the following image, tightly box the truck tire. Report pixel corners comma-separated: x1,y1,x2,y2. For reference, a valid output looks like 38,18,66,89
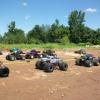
35,61,46,70
36,61,41,69
25,54,34,59
85,60,93,67
98,57,100,63
93,59,99,66
0,66,9,77
44,63,54,72
0,51,2,55
21,56,25,60
6,55,16,61
75,59,81,66
59,62,68,71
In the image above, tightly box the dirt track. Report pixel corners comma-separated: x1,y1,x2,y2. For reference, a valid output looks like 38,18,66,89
0,48,100,100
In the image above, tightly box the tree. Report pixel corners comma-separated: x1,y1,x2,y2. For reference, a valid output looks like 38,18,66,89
8,21,16,32
68,10,85,43
27,25,48,44
48,19,60,42
59,25,70,44
14,28,26,43
3,21,26,44
0,34,3,43
48,19,69,43
92,28,100,44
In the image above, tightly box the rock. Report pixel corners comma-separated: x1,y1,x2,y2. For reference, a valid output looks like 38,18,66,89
61,94,65,97
50,90,54,94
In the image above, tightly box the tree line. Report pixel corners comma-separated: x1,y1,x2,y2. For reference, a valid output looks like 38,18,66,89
0,10,100,44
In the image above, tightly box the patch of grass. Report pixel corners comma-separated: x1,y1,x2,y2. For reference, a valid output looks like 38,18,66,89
0,43,85,49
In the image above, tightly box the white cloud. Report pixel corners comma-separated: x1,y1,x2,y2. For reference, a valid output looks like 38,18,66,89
85,8,97,13
24,15,31,20
22,2,28,6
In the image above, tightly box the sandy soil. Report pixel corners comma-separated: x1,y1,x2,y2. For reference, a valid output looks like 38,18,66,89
0,48,100,100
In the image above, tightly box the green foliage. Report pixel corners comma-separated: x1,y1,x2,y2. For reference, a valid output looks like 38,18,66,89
27,19,70,44
92,28,100,44
68,10,85,43
27,25,48,44
68,10,100,45
48,19,69,43
0,10,100,45
8,21,16,32
0,34,3,43
60,35,69,44
0,43,85,49
48,19,60,42
3,21,26,44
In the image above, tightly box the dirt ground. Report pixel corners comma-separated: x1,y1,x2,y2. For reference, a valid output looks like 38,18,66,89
0,48,100,100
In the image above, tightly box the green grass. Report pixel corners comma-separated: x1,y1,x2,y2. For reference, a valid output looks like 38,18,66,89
0,43,86,49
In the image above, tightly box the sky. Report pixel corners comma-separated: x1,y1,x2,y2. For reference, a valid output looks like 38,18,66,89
0,0,100,34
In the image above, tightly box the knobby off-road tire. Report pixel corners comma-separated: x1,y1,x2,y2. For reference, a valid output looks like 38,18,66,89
93,59,99,66
20,56,25,60
59,62,68,71
35,61,46,70
75,59,81,66
6,55,16,61
98,57,100,63
0,66,10,77
75,49,86,54
85,60,93,67
0,51,2,55
43,63,54,72
25,55,34,59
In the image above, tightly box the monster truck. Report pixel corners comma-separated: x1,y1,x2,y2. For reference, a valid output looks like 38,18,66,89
42,49,57,57
25,49,40,59
6,52,25,61
75,54,99,67
74,49,86,54
35,56,68,72
10,48,23,54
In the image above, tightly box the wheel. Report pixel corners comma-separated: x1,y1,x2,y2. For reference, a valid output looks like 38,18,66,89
36,54,40,58
93,59,99,66
0,66,9,77
43,63,54,72
85,60,93,67
59,62,68,71
6,55,16,61
53,54,57,57
35,61,41,69
75,49,86,54
98,57,100,63
75,59,81,66
80,49,86,54
21,56,25,60
10,55,16,61
25,54,34,59
30,55,34,59
25,54,29,59
35,61,45,70
0,51,2,55
6,55,9,60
